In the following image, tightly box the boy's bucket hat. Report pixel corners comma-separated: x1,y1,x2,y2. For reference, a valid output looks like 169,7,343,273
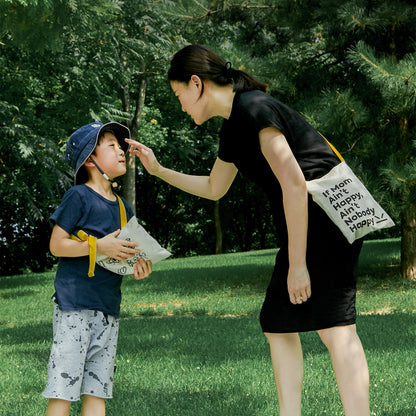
65,121,130,185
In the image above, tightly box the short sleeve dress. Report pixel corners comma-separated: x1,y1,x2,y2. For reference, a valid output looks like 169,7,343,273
219,90,363,333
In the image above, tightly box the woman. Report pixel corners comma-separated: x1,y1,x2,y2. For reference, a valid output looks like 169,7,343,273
126,44,370,416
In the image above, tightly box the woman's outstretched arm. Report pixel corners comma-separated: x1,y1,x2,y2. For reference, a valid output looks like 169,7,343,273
125,139,238,201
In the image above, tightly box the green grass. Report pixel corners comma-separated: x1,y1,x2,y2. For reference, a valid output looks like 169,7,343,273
1,239,416,415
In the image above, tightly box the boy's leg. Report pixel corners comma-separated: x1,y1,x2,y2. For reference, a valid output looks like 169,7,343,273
43,306,87,403
81,395,105,416
46,398,71,416
81,312,119,399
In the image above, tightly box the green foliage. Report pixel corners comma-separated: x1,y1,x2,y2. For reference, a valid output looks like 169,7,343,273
0,100,69,275
1,0,415,274
348,41,416,114
346,36,416,221
0,0,124,52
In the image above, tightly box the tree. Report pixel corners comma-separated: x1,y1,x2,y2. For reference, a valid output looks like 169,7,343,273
0,0,126,274
0,100,69,275
160,0,416,274
348,41,416,279
2,0,413,275
86,0,182,213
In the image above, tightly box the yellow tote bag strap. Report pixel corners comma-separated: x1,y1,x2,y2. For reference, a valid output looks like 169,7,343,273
69,194,126,277
115,194,127,228
70,231,97,277
319,133,344,162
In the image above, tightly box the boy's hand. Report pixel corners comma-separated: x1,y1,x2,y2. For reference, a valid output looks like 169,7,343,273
97,229,140,260
132,258,152,280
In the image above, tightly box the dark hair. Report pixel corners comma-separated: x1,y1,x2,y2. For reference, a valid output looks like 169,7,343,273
98,127,116,142
168,45,267,93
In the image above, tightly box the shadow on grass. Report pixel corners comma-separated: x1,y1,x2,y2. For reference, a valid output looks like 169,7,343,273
115,312,415,361
2,308,414,357
0,262,274,299
0,321,50,345
123,263,273,296
0,272,52,291
357,239,400,274
2,311,415,416
107,384,274,416
358,313,416,352
0,288,42,299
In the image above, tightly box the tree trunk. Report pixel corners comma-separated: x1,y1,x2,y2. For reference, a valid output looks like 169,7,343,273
122,76,146,215
214,199,222,254
401,204,416,280
396,115,416,280
124,152,136,214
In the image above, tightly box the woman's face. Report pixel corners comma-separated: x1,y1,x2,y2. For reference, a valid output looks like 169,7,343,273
170,77,209,125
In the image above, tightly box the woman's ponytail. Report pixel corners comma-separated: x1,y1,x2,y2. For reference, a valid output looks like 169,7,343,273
168,45,267,93
229,66,267,93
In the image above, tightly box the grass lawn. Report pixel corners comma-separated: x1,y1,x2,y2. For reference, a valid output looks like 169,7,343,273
0,238,415,415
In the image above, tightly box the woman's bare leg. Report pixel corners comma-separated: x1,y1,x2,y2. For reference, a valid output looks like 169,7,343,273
265,332,303,416
318,325,370,416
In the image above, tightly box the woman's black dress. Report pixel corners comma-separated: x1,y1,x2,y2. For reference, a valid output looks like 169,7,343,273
218,90,362,333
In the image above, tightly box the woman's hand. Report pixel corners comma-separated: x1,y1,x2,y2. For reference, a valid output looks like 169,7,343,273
132,257,152,280
97,230,140,261
287,265,312,305
125,139,161,176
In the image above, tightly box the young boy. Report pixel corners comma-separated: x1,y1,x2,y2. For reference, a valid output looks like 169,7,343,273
43,122,152,416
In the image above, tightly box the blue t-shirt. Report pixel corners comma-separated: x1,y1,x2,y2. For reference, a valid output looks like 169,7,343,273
50,184,134,318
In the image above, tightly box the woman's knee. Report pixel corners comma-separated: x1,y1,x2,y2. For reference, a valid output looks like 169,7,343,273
264,331,300,344
317,324,358,350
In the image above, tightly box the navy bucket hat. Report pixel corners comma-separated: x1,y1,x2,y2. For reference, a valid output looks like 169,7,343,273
65,121,130,185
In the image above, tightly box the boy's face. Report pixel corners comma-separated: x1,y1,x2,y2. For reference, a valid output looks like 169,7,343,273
92,132,126,179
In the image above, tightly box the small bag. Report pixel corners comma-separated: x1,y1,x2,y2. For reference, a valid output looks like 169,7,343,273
306,137,394,243
96,216,171,275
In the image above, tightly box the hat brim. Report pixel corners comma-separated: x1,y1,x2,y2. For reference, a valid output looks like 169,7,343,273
100,122,131,154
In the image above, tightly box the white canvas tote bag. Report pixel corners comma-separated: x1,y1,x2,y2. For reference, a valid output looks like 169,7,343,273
306,137,394,243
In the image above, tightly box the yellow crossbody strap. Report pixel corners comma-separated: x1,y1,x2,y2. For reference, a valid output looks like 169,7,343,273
70,193,127,277
319,133,344,162
70,231,97,277
116,194,127,228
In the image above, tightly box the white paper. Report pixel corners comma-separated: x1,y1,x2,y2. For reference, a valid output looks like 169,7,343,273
96,216,171,275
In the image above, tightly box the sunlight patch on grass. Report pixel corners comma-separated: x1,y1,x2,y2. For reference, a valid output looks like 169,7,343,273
359,306,394,315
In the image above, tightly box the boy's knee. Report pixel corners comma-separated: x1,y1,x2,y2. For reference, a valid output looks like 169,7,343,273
46,398,71,416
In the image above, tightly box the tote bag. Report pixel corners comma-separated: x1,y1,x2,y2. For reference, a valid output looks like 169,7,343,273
72,194,171,276
96,216,171,275
306,138,394,244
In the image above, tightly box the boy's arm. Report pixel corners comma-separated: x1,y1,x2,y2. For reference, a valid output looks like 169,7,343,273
50,224,90,257
50,224,140,261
